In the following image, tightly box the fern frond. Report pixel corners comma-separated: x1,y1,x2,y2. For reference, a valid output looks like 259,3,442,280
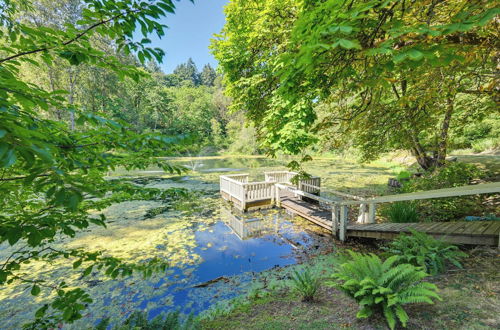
394,305,409,327
383,304,397,330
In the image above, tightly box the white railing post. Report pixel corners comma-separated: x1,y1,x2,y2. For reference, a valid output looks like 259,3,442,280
368,203,376,224
339,205,348,241
332,203,339,237
357,203,368,224
275,185,281,207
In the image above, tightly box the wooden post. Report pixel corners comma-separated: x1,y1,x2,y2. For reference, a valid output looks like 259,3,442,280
368,203,376,224
275,185,281,207
331,204,339,237
339,205,348,241
241,186,246,212
357,203,368,223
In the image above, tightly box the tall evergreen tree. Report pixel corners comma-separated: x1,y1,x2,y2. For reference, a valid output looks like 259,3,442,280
173,58,200,85
200,63,216,86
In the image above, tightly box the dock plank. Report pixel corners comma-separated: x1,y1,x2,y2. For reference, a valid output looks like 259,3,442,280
276,195,498,246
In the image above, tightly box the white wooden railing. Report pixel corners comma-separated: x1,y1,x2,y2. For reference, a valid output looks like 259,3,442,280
220,174,248,202
264,171,294,183
221,171,321,210
244,181,276,202
276,182,500,242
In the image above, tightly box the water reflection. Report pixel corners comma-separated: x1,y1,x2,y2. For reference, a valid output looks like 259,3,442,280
221,207,279,240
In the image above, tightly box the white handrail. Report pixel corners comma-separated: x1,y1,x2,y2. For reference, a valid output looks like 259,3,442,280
275,183,335,205
340,182,500,205
299,182,364,200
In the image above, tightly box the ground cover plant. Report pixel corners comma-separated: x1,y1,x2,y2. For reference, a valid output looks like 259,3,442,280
381,202,420,223
383,230,468,275
96,310,200,330
201,247,500,329
290,267,321,302
330,251,441,329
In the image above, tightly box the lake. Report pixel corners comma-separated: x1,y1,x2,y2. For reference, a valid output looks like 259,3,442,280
0,156,399,328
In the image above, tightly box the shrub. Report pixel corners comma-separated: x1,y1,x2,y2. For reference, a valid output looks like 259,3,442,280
396,170,412,181
383,230,467,275
96,310,200,330
471,138,500,153
402,162,486,222
330,251,441,330
381,202,419,223
290,268,321,302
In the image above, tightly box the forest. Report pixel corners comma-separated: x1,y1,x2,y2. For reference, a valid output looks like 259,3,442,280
0,0,499,329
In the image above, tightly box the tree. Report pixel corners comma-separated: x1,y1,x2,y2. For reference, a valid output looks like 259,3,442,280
173,58,200,85
0,0,189,326
200,63,216,86
213,0,498,170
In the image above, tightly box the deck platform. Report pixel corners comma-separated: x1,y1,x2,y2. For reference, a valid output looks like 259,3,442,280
281,196,500,246
220,172,500,246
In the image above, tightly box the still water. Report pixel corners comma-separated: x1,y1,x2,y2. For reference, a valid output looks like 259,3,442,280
0,157,348,328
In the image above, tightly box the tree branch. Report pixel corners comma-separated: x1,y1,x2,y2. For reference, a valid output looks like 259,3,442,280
0,8,141,64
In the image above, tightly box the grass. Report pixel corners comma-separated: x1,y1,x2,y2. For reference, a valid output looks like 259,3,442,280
201,248,500,330
381,201,419,223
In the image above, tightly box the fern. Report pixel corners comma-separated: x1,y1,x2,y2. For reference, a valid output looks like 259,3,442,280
383,229,467,275
290,267,321,302
330,251,441,330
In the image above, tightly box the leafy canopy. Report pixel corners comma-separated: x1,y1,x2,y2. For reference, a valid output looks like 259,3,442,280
0,0,192,326
213,0,498,169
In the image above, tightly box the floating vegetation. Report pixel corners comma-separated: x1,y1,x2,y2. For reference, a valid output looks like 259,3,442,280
0,156,401,328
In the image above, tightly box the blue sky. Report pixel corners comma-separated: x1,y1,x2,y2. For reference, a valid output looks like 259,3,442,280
147,0,228,73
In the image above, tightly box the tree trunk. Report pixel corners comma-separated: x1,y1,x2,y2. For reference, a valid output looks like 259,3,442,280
409,129,434,171
435,96,454,167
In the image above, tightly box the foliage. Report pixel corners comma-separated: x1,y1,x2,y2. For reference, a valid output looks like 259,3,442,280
225,116,260,155
290,267,321,302
402,162,486,221
200,64,217,87
0,0,204,326
97,310,200,330
383,230,468,275
396,171,412,181
174,58,201,86
330,251,441,330
213,0,499,170
381,202,419,223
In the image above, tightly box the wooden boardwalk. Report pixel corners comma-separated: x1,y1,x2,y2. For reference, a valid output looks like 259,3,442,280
220,172,500,246
281,196,500,246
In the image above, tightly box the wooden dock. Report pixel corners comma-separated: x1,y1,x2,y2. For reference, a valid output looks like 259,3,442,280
220,172,500,246
281,195,500,245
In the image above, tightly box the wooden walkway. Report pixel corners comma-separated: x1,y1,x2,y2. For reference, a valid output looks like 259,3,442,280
281,196,500,246
220,172,500,246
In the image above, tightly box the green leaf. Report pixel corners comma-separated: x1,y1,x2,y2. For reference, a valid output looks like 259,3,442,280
31,284,41,296
35,304,48,318
408,49,424,61
0,129,6,138
338,39,361,50
73,259,83,269
82,265,93,277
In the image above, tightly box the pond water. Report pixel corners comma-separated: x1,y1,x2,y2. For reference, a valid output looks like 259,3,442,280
0,156,398,328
